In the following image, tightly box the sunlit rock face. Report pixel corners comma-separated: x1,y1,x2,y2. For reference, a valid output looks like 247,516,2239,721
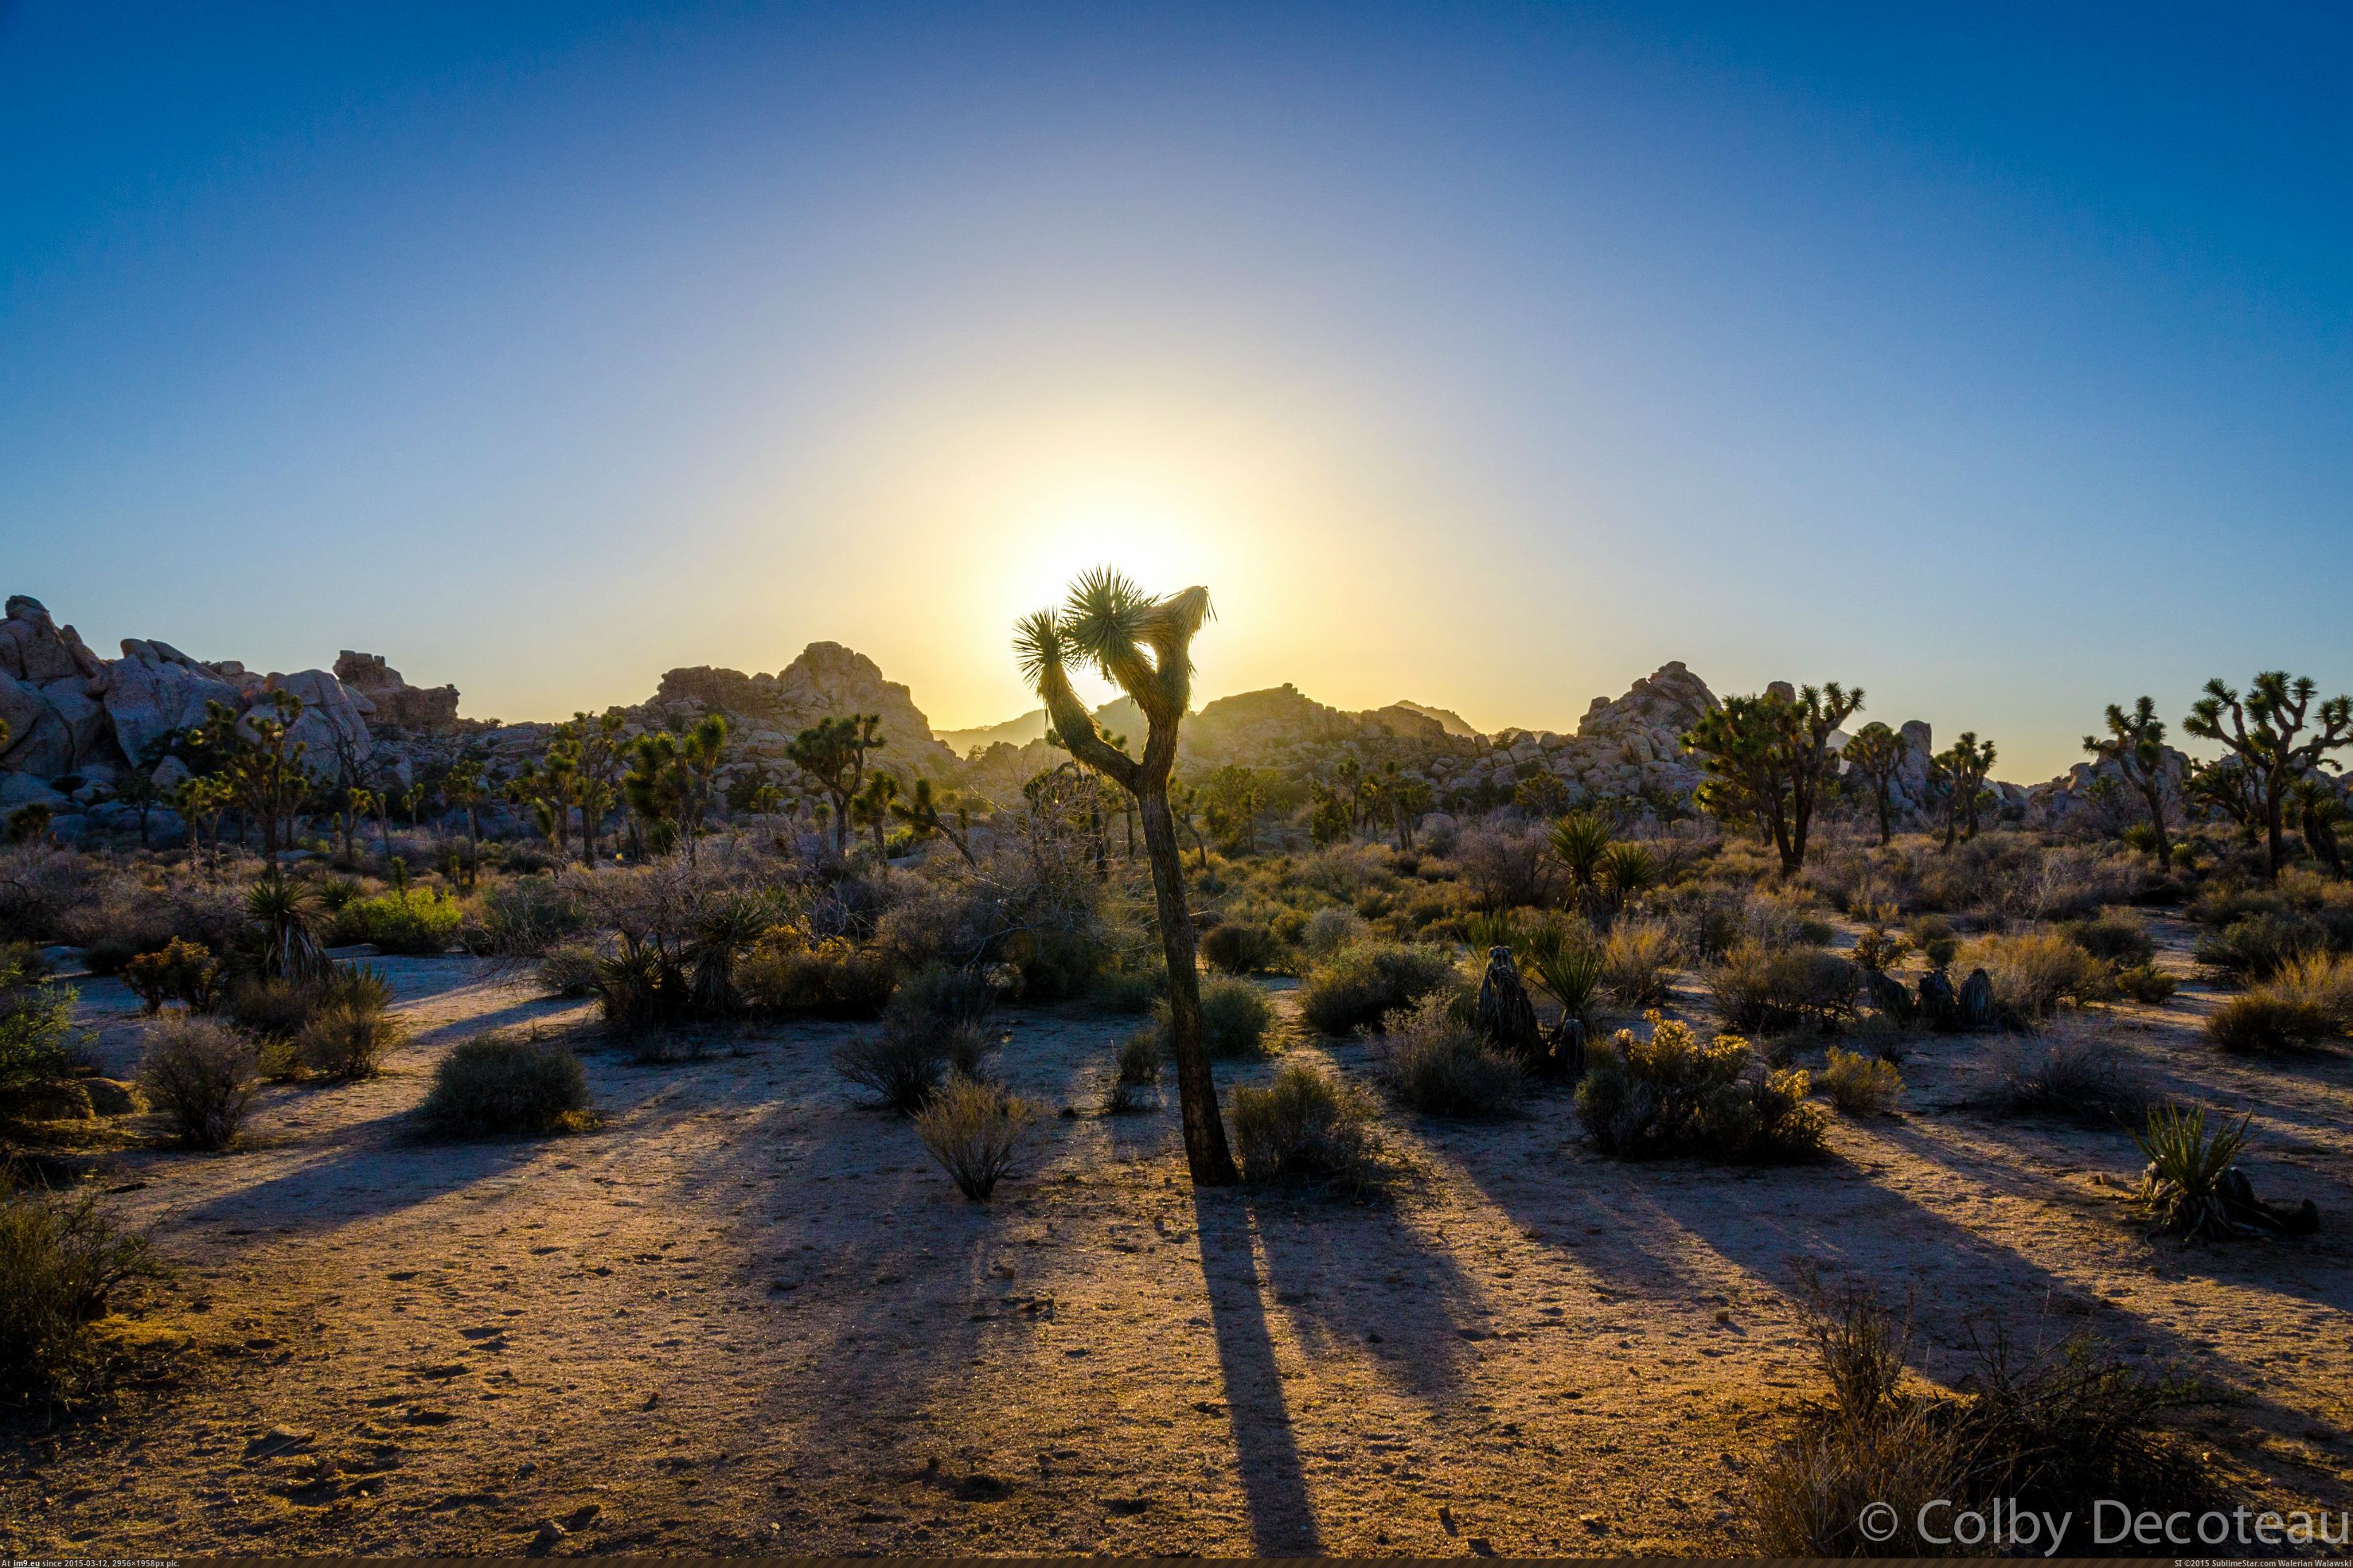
336,650,460,732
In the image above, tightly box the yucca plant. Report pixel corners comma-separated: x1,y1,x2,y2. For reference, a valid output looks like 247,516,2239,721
1524,940,1603,1024
244,871,329,986
1598,841,1656,911
1464,909,1519,953
1548,813,1611,909
2131,1104,2253,1242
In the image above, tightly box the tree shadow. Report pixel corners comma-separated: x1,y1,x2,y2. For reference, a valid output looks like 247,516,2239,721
1190,1185,1321,1556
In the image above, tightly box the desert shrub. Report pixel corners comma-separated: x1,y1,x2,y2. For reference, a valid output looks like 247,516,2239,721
1750,1275,2218,1555
914,1076,1037,1200
1298,942,1455,1036
2113,962,2177,1003
136,1016,259,1150
414,1034,591,1138
2062,913,2154,967
833,1019,954,1115
1087,967,1163,1014
470,875,588,956
1168,976,1274,1059
1,958,81,1121
1451,822,1560,911
739,930,895,1020
121,938,220,1016
1199,922,1282,975
1575,1012,1826,1163
2252,950,2353,1034
0,1183,165,1408
892,964,996,1027
1267,907,1307,947
1230,1063,1382,1190
869,878,985,972
330,887,463,954
1992,1024,2150,1125
2194,912,2324,982
220,974,318,1039
1301,906,1365,958
1819,1047,1902,1116
1598,919,1675,1006
1960,931,2113,1020
2203,993,2332,1055
1706,942,1856,1033
1904,912,1960,970
2131,1104,2252,1241
537,943,603,997
1102,1027,1162,1114
1374,993,1523,1117
295,1000,408,1079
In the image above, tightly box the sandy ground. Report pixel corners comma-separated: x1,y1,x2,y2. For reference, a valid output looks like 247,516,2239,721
4,915,2351,1556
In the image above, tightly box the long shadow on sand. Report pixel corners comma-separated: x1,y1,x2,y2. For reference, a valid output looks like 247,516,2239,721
1191,1185,1321,1555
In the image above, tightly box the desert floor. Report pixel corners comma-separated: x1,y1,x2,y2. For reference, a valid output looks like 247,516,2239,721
4,916,2350,1556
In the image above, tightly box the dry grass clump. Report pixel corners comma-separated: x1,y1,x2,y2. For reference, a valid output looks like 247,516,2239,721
2112,962,2177,1003
914,1076,1037,1200
537,943,603,997
1598,919,1675,1005
1705,942,1856,1033
1373,993,1524,1117
1575,1012,1827,1163
1300,906,1366,958
1102,1028,1162,1114
414,1033,593,1138
1958,930,2114,1020
2203,993,2333,1055
2246,950,2353,1034
1230,1062,1383,1190
1819,1047,1902,1116
737,930,895,1020
0,1183,166,1410
2061,912,2154,967
2193,912,2324,982
1750,1273,2222,1554
295,1001,408,1080
136,1016,259,1150
1297,942,1455,1036
1990,1021,2151,1125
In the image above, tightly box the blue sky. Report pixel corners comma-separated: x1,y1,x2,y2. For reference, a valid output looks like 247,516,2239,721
3,2,2347,777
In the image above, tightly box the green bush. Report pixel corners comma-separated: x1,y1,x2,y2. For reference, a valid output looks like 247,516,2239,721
330,887,463,955
1298,942,1454,1036
415,1034,591,1138
1161,976,1274,1059
1576,1012,1826,1163
2062,913,2154,967
1375,993,1523,1117
2,958,80,1122
1199,922,1282,975
137,1015,259,1150
1820,1047,1902,1116
0,1184,164,1408
121,938,220,1016
1230,1063,1382,1190
2113,963,2178,1004
471,876,588,956
2195,913,2324,982
295,999,408,1079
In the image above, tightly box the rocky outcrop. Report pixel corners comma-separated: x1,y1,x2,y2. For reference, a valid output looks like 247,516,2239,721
0,598,111,775
2024,745,2191,834
643,642,958,775
334,651,459,732
106,639,244,761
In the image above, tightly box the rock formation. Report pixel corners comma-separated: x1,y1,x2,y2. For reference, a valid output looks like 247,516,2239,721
335,652,460,732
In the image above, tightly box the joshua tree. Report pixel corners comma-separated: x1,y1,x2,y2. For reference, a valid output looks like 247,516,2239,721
1198,764,1264,853
2291,777,2346,877
1684,683,1863,874
444,759,487,884
2084,696,2174,868
1014,568,1238,1186
1931,731,1997,848
1840,722,1906,845
190,692,310,859
2185,672,2353,883
890,775,977,865
173,774,231,872
2186,755,2263,840
786,713,884,855
853,770,901,860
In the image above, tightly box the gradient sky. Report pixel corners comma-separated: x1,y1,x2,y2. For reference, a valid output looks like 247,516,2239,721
4,3,2347,779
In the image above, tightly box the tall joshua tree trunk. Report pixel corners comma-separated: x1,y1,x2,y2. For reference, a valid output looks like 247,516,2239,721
1017,571,1239,1187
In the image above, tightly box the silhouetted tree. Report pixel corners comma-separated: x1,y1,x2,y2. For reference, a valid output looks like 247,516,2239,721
2185,672,2353,883
786,713,884,855
1015,568,1238,1186
2084,696,2173,867
1932,731,1997,848
1840,722,1905,845
1684,683,1863,873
